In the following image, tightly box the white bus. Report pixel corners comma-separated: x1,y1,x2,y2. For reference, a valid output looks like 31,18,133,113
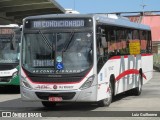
0,25,21,86
20,14,152,107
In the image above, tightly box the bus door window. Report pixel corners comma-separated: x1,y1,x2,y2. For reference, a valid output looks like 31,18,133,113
96,26,108,57
96,26,108,72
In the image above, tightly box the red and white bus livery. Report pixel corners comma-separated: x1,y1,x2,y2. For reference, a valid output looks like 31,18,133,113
20,14,152,107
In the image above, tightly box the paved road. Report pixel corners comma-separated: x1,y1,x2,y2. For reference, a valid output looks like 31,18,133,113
0,71,160,119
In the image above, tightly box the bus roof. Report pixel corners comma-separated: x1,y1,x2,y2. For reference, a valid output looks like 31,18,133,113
0,24,19,28
23,14,151,31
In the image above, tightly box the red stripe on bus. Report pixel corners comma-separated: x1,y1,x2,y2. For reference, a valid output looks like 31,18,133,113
115,69,146,81
109,55,128,60
141,53,152,56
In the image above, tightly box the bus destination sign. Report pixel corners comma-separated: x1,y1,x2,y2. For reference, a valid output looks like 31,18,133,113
0,28,14,35
33,20,84,28
25,18,92,29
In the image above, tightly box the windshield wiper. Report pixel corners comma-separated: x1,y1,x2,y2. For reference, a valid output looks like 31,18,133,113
39,30,52,50
62,32,74,52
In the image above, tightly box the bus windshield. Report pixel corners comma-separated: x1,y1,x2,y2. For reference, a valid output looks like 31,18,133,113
0,28,20,63
22,31,93,74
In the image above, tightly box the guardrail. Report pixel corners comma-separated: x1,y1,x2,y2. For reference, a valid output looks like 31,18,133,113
153,54,160,71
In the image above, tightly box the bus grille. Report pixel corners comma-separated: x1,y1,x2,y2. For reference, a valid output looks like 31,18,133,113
0,77,11,83
35,92,76,100
0,64,18,70
29,76,83,83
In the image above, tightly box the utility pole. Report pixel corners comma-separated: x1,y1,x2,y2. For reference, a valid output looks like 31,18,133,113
140,0,147,23
141,0,147,14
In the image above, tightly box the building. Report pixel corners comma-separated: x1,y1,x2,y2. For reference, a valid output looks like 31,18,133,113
127,12,160,53
0,0,65,25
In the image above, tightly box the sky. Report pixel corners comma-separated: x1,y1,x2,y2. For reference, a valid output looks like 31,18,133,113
57,0,160,14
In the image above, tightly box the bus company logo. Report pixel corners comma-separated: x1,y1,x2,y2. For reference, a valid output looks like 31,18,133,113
35,85,51,90
53,85,57,89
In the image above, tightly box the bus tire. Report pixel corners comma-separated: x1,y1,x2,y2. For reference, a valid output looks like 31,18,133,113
133,75,142,96
98,82,113,107
41,101,56,108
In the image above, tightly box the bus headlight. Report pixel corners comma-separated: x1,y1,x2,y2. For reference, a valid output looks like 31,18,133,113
21,76,32,89
12,71,18,78
80,75,95,90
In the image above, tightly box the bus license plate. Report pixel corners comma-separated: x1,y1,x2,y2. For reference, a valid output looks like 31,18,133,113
49,96,62,102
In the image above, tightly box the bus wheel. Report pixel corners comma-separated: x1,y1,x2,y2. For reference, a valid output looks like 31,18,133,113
98,82,113,107
133,75,142,96
41,101,56,108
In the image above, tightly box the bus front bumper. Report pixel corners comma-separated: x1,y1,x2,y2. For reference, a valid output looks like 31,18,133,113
20,85,97,102
0,76,19,86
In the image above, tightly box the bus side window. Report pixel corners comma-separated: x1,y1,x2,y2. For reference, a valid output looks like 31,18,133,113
117,29,125,55
140,30,147,53
125,29,133,55
133,29,139,40
147,31,152,53
127,30,132,40
108,30,117,56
